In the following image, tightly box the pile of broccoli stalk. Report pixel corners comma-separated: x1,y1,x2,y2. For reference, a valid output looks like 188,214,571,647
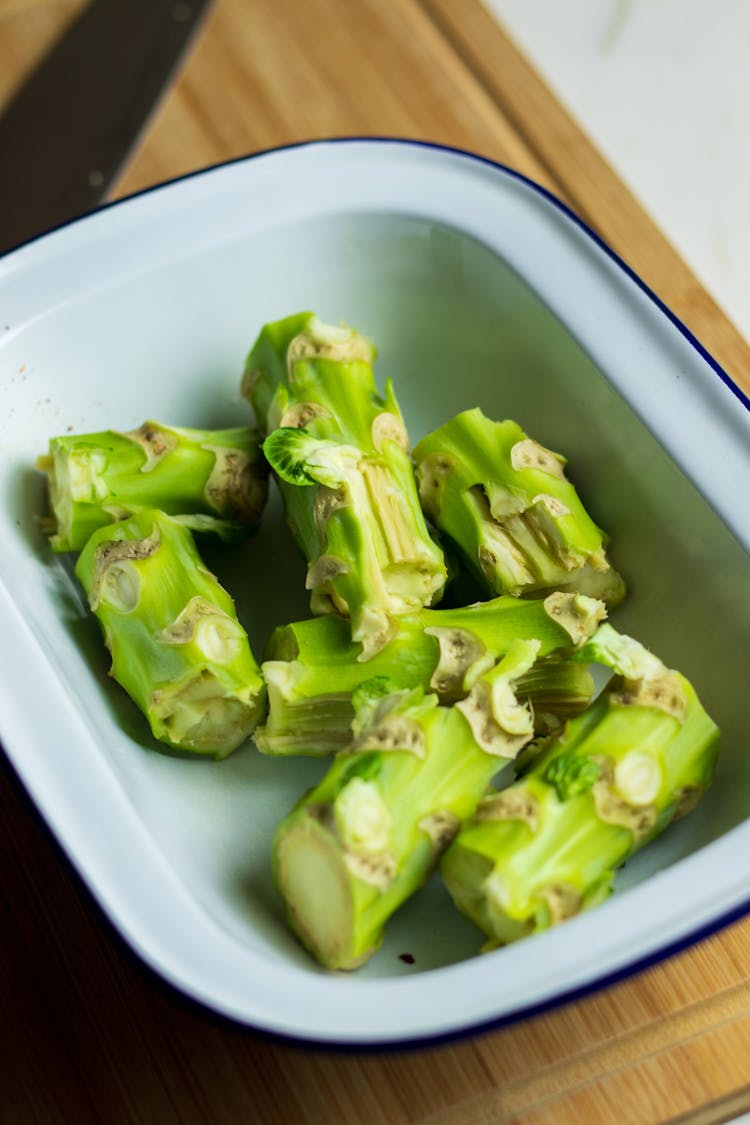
38,312,719,971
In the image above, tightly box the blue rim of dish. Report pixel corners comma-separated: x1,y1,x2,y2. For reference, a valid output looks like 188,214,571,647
2,136,750,1052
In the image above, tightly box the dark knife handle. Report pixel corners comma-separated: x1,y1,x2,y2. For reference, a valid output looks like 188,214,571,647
0,0,214,255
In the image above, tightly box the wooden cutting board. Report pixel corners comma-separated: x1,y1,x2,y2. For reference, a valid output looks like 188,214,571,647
2,2,750,1122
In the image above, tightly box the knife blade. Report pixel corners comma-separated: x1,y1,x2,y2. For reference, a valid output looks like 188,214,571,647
0,0,214,255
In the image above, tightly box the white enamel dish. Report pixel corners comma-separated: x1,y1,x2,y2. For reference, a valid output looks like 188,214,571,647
1,139,749,1047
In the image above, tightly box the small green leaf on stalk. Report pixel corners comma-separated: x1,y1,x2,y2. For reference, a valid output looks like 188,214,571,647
263,427,321,485
351,677,396,732
544,752,600,801
337,751,383,789
262,428,359,489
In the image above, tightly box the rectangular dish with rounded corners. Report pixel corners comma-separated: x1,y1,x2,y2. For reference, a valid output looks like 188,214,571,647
1,139,749,1046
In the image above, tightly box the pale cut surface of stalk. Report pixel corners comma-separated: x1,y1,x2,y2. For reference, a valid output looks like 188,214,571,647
242,312,447,658
413,407,625,605
441,625,720,948
256,591,606,756
75,509,266,757
37,421,268,551
274,641,549,971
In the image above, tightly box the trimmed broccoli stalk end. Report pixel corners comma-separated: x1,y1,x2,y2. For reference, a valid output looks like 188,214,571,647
441,629,719,947
38,422,268,551
249,313,447,655
254,594,605,757
273,685,518,969
75,510,266,757
413,408,624,604
275,810,368,970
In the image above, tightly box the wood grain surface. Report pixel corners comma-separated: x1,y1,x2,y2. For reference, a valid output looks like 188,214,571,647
2,2,750,1123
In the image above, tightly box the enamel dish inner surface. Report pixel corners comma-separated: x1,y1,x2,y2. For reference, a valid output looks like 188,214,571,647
1,140,749,1046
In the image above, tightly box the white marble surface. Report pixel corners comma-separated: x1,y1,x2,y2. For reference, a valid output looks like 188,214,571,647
485,0,750,343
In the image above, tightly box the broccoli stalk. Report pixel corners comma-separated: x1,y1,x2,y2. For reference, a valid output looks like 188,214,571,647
440,626,719,947
37,421,268,551
75,509,266,757
242,313,447,658
274,640,543,970
256,591,606,756
412,408,625,605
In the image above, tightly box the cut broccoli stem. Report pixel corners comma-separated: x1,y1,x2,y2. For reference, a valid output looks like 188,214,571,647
75,509,266,757
274,644,541,970
37,422,268,552
241,311,316,435
412,408,625,605
242,313,447,656
440,630,719,948
513,655,598,731
255,591,605,756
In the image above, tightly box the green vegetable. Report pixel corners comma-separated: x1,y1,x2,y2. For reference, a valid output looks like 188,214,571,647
543,752,600,801
242,312,447,658
37,421,268,552
274,641,544,970
256,591,605,756
440,628,719,947
75,509,266,757
412,408,625,605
